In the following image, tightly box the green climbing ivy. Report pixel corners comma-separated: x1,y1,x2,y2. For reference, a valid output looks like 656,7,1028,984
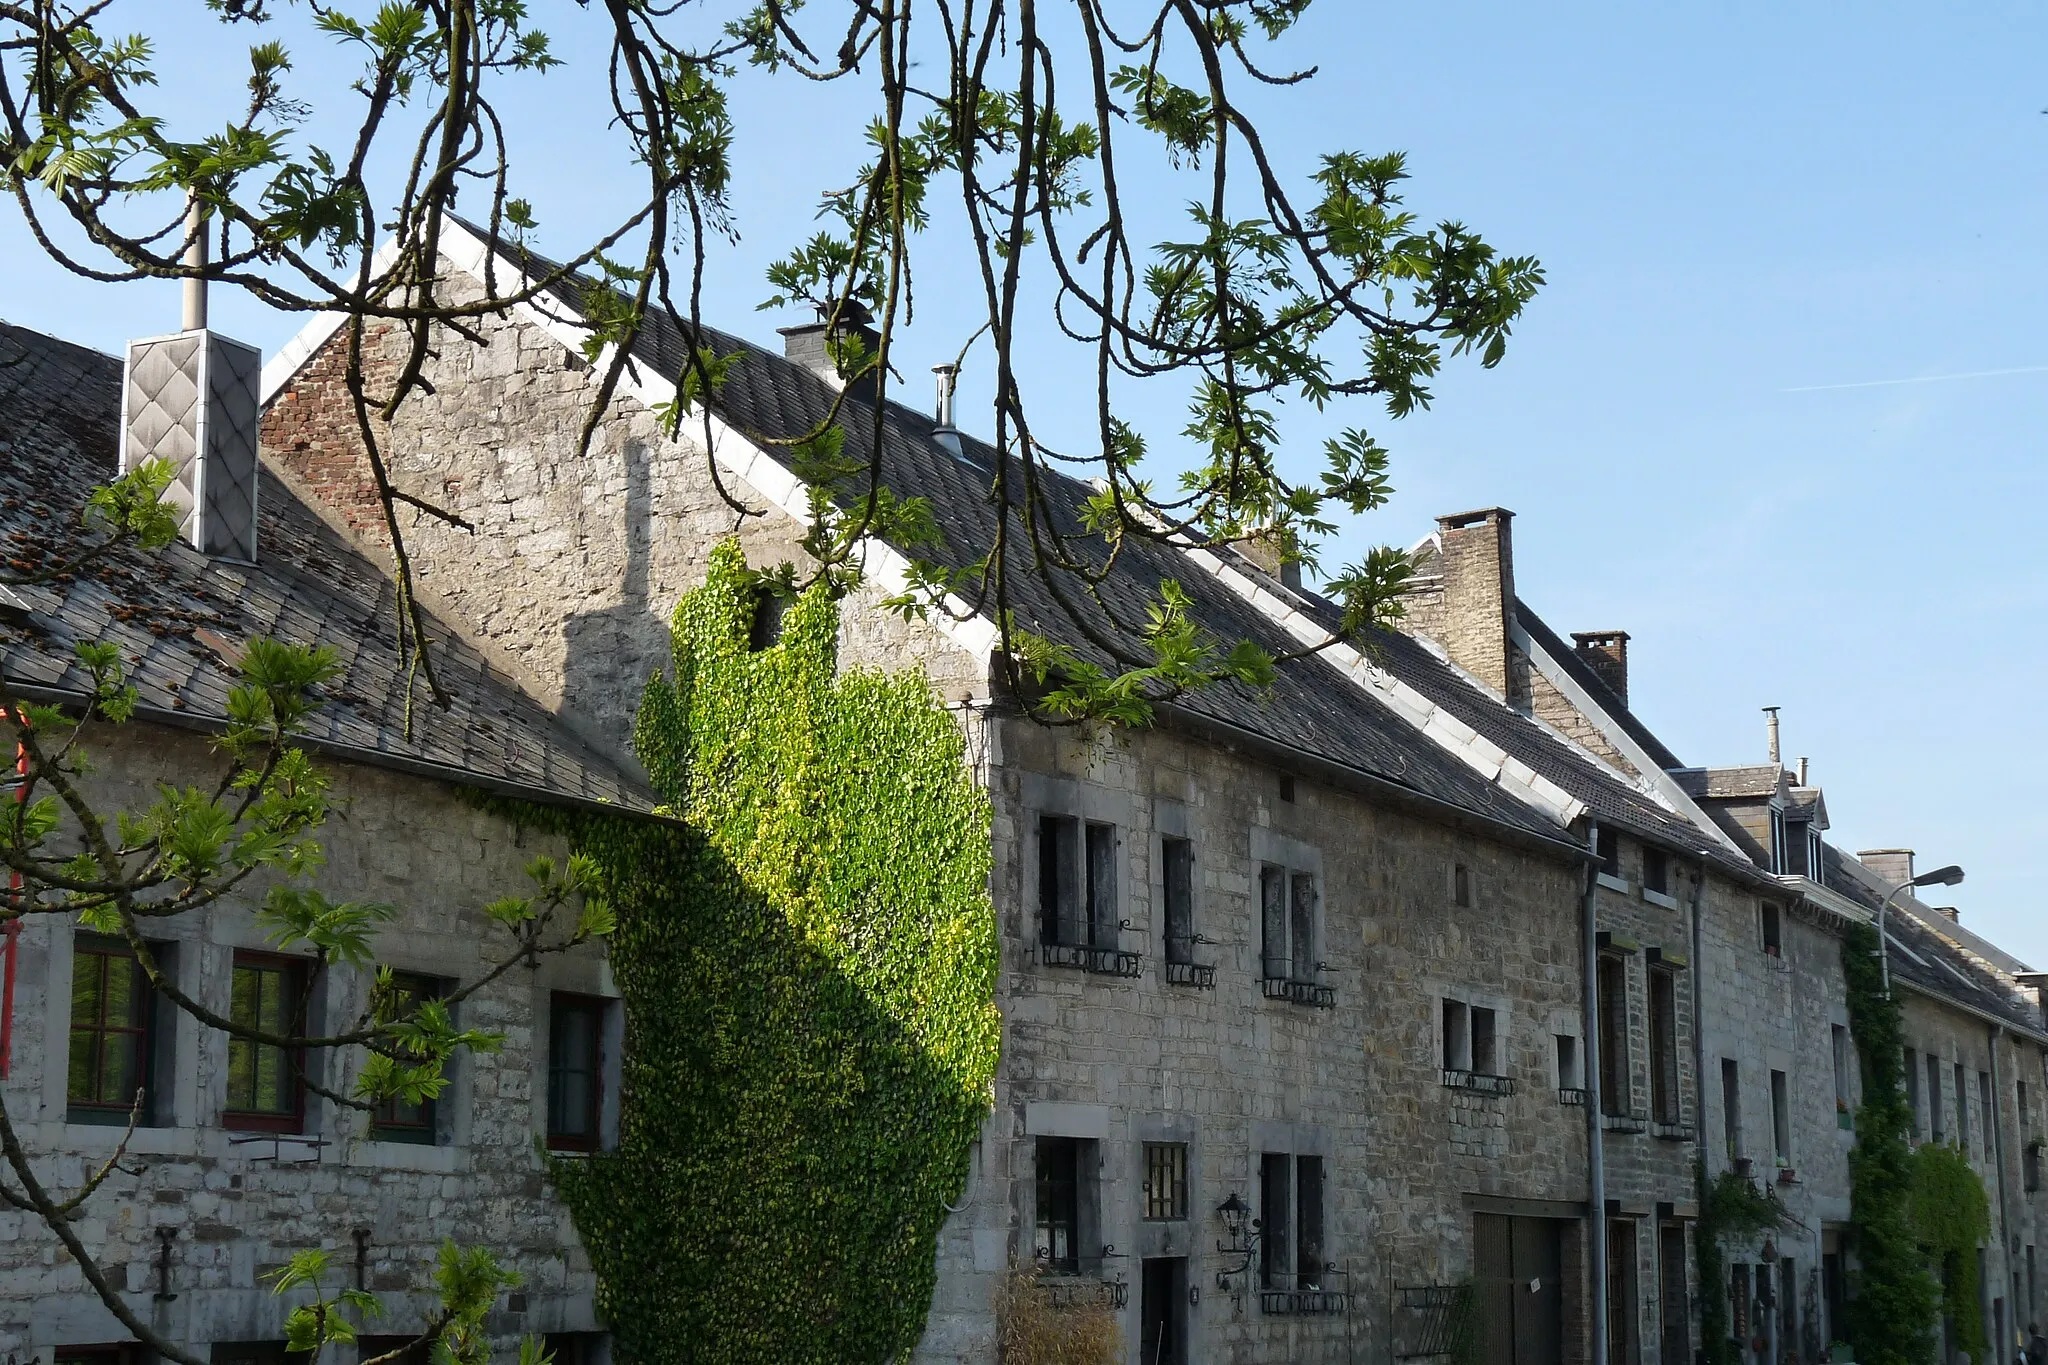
481,540,1000,1364
1843,921,1943,1365
1695,1162,1794,1365
1910,1141,1992,1361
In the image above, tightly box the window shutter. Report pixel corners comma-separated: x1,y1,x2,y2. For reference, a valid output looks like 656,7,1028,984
1260,866,1289,980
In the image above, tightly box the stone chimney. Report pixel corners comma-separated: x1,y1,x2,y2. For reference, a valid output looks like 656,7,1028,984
1571,630,1630,705
1238,526,1302,591
1932,906,1960,924
1858,848,1915,887
120,207,262,562
1432,508,1516,696
777,301,881,405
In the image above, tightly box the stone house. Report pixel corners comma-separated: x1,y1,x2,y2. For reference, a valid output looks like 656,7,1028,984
0,322,643,1365
2,204,2044,1365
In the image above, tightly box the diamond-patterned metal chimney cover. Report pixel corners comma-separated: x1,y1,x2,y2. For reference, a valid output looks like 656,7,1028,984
122,329,261,562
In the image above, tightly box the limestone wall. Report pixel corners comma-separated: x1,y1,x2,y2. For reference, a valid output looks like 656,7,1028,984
0,724,606,1360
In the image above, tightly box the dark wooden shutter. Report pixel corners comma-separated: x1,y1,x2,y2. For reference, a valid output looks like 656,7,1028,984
1260,867,1289,980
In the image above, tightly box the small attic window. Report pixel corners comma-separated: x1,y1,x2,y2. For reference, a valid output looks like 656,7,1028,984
1594,826,1620,878
1642,847,1670,896
1760,902,1783,958
1279,774,1297,803
1453,863,1473,908
749,591,791,651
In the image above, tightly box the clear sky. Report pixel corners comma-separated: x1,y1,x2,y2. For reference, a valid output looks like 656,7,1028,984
4,4,2042,962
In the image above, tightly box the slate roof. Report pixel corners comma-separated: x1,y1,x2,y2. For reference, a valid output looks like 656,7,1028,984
478,233,1578,848
0,321,651,814
1820,844,2044,1037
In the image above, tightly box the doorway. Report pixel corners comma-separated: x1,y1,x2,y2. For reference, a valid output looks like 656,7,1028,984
1140,1256,1188,1365
1476,1214,1565,1365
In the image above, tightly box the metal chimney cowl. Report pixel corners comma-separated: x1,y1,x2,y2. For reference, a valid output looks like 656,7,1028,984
120,327,262,562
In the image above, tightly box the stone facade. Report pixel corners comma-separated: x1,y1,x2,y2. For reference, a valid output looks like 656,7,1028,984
0,726,609,1361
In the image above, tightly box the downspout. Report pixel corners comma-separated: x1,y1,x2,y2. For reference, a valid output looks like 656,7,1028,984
1689,865,1713,1363
1584,847,1610,1365
1,725,25,1076
1992,1025,2016,1365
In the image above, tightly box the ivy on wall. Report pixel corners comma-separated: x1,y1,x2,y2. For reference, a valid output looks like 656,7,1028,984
487,541,1000,1364
1909,1141,1992,1361
1842,921,1943,1365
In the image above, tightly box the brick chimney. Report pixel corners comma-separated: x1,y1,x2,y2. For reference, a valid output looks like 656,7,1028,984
1432,508,1516,697
1858,848,1915,887
120,203,262,561
1571,631,1629,705
777,301,881,405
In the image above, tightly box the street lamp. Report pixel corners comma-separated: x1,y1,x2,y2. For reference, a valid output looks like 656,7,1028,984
1878,864,1964,997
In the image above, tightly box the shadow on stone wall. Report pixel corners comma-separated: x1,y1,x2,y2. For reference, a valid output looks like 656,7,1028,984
558,436,667,771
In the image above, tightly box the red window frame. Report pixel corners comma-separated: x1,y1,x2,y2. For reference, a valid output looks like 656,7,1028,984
223,951,309,1133
546,992,606,1152
68,934,153,1122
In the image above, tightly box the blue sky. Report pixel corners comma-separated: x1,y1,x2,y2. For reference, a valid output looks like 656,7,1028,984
4,4,2043,962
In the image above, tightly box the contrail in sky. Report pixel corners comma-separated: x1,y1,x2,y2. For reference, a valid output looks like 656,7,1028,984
1781,364,2048,393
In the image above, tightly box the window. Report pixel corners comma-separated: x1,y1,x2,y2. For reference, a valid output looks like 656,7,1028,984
1658,1224,1690,1365
1769,809,1790,874
1642,847,1670,897
1782,820,1811,877
1442,1000,1471,1074
1954,1062,1971,1153
68,935,154,1125
1832,1025,1853,1125
1649,970,1679,1125
1453,863,1473,908
56,1346,143,1365
1771,1069,1791,1168
1278,774,1296,803
1722,1059,1742,1162
2020,1079,2031,1134
1598,955,1631,1118
1557,1035,1583,1097
1161,836,1194,965
1928,1055,1945,1142
225,953,306,1131
1471,1007,1499,1077
1039,816,1129,972
1035,1137,1085,1274
540,1335,608,1365
1143,1143,1188,1221
1260,1153,1326,1293
1981,1072,1994,1161
547,993,606,1152
1259,865,1319,984
747,590,789,650
1759,903,1782,958
369,971,445,1144
1807,827,1825,885
1595,826,1620,878
2027,1143,2043,1194
1904,1049,1922,1140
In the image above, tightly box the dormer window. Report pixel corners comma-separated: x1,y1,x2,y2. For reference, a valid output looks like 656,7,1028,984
1806,826,1825,886
1642,848,1670,897
1768,809,1790,874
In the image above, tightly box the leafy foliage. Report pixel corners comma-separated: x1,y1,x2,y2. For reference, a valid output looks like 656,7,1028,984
1909,1141,1992,1360
1842,922,1944,1365
488,541,999,1364
1,0,1539,723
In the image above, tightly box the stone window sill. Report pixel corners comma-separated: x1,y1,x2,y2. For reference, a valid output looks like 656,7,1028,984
1596,872,1631,895
1642,888,1680,910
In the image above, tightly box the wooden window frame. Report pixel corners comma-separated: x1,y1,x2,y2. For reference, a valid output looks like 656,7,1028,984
223,950,309,1133
68,934,154,1124
546,992,607,1153
1142,1142,1188,1222
368,970,447,1145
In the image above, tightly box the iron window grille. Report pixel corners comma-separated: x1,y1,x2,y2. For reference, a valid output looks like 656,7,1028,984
368,970,446,1144
224,952,308,1132
1260,977,1336,1008
1559,1087,1588,1107
68,934,154,1125
547,992,607,1152
1142,1143,1189,1221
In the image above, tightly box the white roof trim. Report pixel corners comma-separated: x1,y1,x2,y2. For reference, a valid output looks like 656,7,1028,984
1170,542,1585,828
259,220,999,670
1512,621,1746,856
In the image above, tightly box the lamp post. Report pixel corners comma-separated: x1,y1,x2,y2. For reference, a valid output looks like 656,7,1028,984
1878,864,1964,997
